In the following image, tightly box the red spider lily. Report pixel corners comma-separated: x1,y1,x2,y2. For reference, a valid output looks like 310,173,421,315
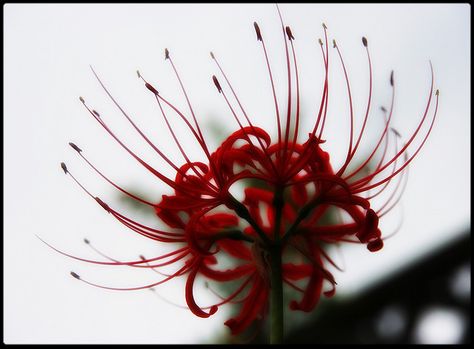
48,6,438,340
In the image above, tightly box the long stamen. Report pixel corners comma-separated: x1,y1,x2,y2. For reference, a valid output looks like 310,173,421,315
79,97,192,194
141,251,191,269
162,52,226,190
286,24,328,180
165,49,207,145
352,66,438,192
337,37,373,176
311,37,329,137
288,27,301,152
211,75,267,177
110,208,185,239
377,154,410,217
210,53,278,175
282,31,303,181
90,67,192,179
146,79,218,191
112,211,186,243
146,86,223,187
140,255,173,277
158,100,218,191
354,124,398,191
355,90,437,193
61,163,186,242
69,142,156,207
317,23,330,140
136,73,215,187
275,6,293,168
70,262,191,291
347,37,373,162
212,75,251,136
333,40,355,176
60,162,95,199
363,129,397,199
37,235,189,267
254,21,283,168
84,242,191,272
344,80,395,182
138,254,193,276
83,238,185,269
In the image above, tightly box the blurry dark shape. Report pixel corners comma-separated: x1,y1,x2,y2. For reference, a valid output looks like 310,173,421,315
450,263,471,302
276,230,470,344
375,305,407,340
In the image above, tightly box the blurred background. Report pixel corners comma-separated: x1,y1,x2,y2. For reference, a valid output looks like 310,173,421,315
4,3,470,344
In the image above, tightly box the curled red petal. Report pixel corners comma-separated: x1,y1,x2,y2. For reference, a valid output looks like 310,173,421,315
224,276,268,335
185,262,218,318
367,237,384,252
175,162,209,184
221,126,271,151
356,209,380,243
289,272,323,312
289,248,326,312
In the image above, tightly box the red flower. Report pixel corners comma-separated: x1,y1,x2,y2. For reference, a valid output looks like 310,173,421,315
50,8,438,339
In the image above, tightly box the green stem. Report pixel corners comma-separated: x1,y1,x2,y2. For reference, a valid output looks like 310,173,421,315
273,186,284,242
226,195,271,245
269,244,284,344
281,196,323,244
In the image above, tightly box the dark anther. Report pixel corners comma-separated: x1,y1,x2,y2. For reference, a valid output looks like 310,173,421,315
165,48,170,60
145,82,159,95
285,26,294,40
69,142,82,153
254,22,262,41
61,162,68,174
70,271,81,279
95,197,111,213
362,37,368,47
212,75,222,93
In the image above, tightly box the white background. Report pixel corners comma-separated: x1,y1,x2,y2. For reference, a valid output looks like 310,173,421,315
4,3,470,344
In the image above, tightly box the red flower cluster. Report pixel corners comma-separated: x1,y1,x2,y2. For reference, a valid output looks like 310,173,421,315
52,9,438,337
